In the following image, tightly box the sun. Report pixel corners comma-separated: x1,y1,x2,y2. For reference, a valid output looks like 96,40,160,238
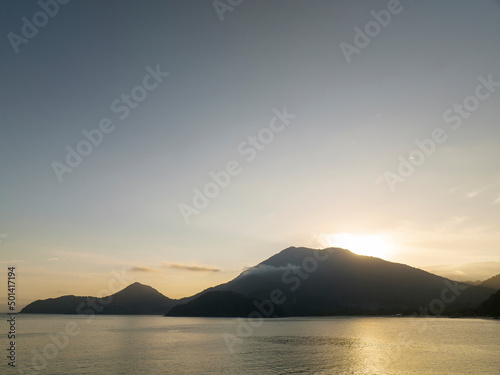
318,233,393,259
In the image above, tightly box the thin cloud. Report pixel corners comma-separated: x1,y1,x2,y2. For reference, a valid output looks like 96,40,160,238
130,266,161,273
466,184,495,199
493,195,500,205
47,257,60,261
447,186,462,194
240,264,300,277
466,190,481,198
162,262,219,272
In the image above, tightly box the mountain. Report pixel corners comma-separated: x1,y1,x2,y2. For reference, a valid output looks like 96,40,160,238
421,262,500,283
166,291,285,317
175,247,496,316
21,282,176,315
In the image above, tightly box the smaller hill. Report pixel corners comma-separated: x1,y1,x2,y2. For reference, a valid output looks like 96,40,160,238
20,295,90,314
21,282,176,315
103,282,175,314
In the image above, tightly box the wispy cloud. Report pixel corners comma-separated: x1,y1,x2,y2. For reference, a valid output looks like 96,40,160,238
162,262,219,272
447,186,461,194
466,189,482,198
130,266,161,273
47,257,60,261
466,184,495,199
0,233,8,244
493,195,500,205
239,264,300,278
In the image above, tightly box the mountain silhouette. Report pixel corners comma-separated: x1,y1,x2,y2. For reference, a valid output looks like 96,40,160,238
21,282,175,315
175,247,497,316
21,247,499,317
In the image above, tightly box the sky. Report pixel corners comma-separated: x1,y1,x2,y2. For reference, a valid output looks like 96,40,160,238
1,0,500,309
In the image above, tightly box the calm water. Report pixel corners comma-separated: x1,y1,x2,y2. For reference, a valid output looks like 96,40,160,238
3,314,499,374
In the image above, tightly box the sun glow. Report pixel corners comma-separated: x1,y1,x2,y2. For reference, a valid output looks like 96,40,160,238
318,233,394,259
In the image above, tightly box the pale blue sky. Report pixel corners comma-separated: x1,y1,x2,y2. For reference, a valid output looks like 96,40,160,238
1,0,500,305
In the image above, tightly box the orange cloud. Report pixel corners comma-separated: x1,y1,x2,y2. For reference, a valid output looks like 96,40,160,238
162,262,219,272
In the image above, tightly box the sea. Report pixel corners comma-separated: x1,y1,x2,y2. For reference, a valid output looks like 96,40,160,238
2,314,500,374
